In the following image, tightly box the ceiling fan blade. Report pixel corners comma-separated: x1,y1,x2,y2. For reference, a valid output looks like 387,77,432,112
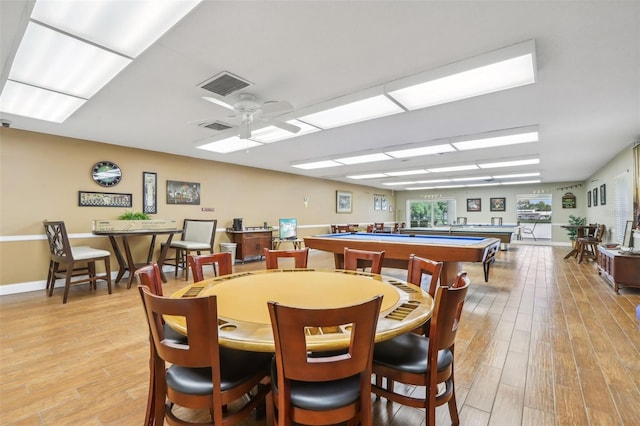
260,100,293,116
267,118,301,134
202,96,236,112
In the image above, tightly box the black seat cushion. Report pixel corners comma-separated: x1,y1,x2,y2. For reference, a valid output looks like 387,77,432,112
270,359,361,411
166,347,271,395
373,332,452,374
163,324,188,345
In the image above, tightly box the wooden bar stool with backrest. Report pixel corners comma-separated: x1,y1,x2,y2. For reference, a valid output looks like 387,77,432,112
188,252,233,282
578,224,605,263
138,283,271,426
263,247,309,269
574,223,597,259
43,220,112,304
372,271,470,426
164,219,217,281
266,295,383,426
343,247,385,274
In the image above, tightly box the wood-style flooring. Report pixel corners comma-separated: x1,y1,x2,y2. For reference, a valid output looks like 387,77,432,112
1,244,639,425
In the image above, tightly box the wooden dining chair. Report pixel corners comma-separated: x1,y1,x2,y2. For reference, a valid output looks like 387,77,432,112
343,247,385,274
266,295,383,426
372,271,470,426
406,255,443,336
373,222,385,233
164,219,217,281
43,220,112,304
138,284,271,426
188,252,233,282
135,263,186,426
263,247,309,269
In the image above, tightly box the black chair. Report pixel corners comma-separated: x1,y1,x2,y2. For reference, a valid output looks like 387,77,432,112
43,220,112,304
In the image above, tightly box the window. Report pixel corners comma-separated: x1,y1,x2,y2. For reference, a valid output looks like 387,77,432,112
407,199,455,227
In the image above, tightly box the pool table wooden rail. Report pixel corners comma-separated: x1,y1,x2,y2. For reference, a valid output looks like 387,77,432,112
304,233,500,284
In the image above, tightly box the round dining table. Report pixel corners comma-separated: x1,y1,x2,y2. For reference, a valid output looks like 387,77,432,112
165,268,434,352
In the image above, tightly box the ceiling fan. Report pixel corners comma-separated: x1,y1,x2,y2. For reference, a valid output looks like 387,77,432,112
202,93,301,139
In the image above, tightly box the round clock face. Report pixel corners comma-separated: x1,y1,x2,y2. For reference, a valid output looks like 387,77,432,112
92,161,122,187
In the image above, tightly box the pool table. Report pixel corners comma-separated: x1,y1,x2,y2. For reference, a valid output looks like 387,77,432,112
401,225,522,249
304,232,500,284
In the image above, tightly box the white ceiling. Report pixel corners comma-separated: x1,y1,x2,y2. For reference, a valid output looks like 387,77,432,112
1,1,639,190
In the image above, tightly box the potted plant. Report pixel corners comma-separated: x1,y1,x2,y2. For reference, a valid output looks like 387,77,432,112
118,211,151,220
566,215,586,243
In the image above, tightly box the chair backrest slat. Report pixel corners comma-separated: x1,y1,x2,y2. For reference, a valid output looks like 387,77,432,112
343,248,385,274
264,248,309,269
188,252,233,282
406,254,443,297
181,219,217,245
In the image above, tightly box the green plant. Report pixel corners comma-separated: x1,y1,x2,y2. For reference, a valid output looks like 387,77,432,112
118,211,151,220
566,214,586,240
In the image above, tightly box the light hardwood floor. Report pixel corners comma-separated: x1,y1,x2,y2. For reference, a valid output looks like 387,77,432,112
1,245,639,425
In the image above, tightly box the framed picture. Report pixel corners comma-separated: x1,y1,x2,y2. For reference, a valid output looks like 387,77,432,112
600,184,606,205
587,190,591,207
467,198,481,212
562,192,576,209
78,191,132,207
142,172,157,214
490,197,506,212
374,195,381,211
593,188,598,206
167,180,200,205
381,196,388,211
336,190,352,213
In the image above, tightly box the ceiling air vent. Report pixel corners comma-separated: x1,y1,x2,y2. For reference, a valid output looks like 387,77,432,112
199,121,235,131
199,71,252,97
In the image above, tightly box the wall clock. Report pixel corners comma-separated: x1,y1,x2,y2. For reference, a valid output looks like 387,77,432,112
91,161,122,187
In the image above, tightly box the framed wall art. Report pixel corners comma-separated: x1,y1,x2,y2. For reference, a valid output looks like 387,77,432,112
593,188,598,207
490,197,506,212
142,172,157,214
381,196,388,211
78,191,132,207
374,195,381,211
167,180,200,205
600,184,606,205
467,198,481,212
588,190,591,207
561,192,576,209
336,190,352,213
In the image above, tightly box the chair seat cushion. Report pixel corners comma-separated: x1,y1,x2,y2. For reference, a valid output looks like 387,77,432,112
163,323,188,345
170,241,212,250
70,246,111,260
373,332,452,374
270,359,360,410
166,348,270,395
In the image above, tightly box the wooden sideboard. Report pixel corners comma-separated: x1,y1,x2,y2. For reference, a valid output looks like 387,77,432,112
226,229,273,263
597,246,640,293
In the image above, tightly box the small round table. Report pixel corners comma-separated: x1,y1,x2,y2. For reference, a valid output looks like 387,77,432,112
165,268,434,352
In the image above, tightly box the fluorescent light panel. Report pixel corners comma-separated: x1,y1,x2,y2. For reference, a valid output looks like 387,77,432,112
347,173,387,179
292,160,342,170
502,179,541,185
250,120,320,143
385,169,429,176
478,158,539,168
388,51,535,110
298,95,403,129
451,176,493,182
452,131,539,150
0,80,86,123
386,143,455,158
493,172,540,178
335,152,392,165
9,22,132,99
31,0,202,58
428,164,479,173
197,136,262,154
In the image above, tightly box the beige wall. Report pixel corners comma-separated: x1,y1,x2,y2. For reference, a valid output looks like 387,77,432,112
0,128,394,287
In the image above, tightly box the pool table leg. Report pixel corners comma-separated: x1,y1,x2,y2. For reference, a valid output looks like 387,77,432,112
440,262,461,286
